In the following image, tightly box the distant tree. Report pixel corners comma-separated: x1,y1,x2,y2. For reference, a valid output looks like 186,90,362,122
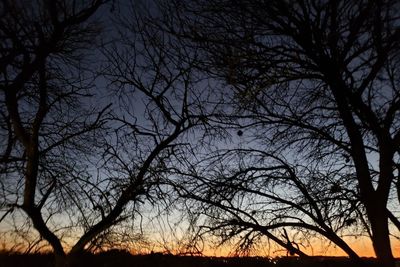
0,0,216,266
154,0,400,266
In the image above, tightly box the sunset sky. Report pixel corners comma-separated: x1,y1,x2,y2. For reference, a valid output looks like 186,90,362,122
2,2,400,267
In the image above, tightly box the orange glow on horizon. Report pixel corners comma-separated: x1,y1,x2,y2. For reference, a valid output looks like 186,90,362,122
2,235,400,258
198,236,400,258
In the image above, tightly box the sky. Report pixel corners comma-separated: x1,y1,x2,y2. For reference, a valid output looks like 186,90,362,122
2,0,400,260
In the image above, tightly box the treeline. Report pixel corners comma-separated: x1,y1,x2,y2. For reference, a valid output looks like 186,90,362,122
0,251,384,267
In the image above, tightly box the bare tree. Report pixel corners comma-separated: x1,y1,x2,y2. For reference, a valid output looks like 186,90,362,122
174,149,364,259
1,0,111,264
1,0,217,266
150,0,400,266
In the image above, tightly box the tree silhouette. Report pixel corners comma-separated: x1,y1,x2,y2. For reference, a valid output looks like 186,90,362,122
156,0,400,266
175,149,363,259
0,1,216,266
3,1,400,266
1,1,109,264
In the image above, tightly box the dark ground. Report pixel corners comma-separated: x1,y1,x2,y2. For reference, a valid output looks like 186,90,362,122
0,250,387,267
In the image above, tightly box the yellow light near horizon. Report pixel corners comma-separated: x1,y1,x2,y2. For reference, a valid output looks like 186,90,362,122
2,232,400,258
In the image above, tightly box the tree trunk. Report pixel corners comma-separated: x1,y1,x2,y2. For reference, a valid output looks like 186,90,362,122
368,203,395,267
